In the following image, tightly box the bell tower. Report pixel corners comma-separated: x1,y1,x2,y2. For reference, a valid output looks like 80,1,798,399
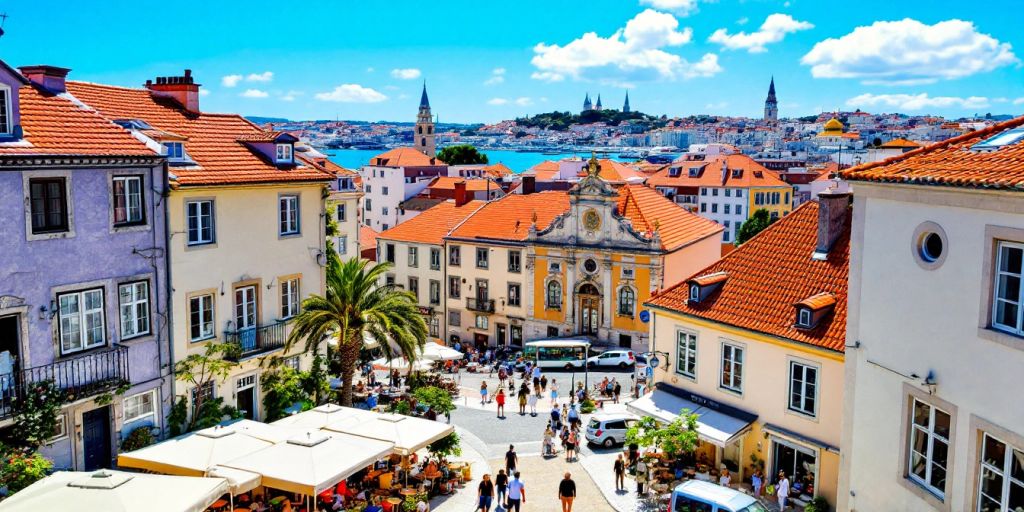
764,76,778,124
415,82,435,157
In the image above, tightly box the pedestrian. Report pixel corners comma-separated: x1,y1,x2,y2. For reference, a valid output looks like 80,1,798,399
558,472,576,512
567,402,580,429
527,390,538,416
532,366,541,390
543,425,556,456
475,473,494,512
550,378,559,407
565,429,578,462
495,470,508,507
540,375,548,393
505,445,518,476
751,469,763,498
613,454,625,491
719,467,731,487
613,379,621,404
550,406,561,431
635,458,648,494
495,388,506,418
506,472,526,512
518,385,528,415
777,471,790,511
498,367,506,387
480,381,488,406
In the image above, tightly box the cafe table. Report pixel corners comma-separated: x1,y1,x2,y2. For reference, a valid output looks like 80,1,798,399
400,488,418,497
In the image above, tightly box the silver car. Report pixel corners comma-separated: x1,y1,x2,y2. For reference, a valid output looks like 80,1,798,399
585,413,639,448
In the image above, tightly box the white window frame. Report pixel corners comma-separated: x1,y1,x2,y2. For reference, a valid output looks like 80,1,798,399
618,287,635,316
409,246,419,268
475,314,489,330
720,342,744,394
429,316,440,337
118,281,151,340
476,247,489,269
337,235,348,255
430,248,441,270
689,284,700,302
449,246,461,266
508,283,521,307
189,293,215,342
429,280,441,305
788,360,818,417
58,288,106,355
186,200,215,245
123,389,157,424
49,414,68,442
908,398,950,499
275,143,293,163
280,278,299,319
163,142,185,162
508,250,522,273
448,276,461,299
112,175,145,226
992,241,1024,336
0,85,11,135
408,277,419,300
976,432,1024,511
336,203,346,222
279,195,300,235
283,355,301,371
797,308,813,328
546,280,562,309
676,329,697,379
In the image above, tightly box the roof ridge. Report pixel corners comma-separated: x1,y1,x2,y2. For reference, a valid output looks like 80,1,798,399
621,185,651,233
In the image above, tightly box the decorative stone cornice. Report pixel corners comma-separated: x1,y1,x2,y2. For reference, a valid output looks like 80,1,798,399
0,155,164,169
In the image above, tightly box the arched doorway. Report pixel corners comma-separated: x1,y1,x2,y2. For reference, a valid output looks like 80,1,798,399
578,283,600,336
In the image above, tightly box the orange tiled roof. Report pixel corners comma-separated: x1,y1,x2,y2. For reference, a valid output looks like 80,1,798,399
648,154,789,189
878,138,921,149
236,130,294,143
360,225,380,252
378,200,485,245
483,162,514,177
842,116,1024,190
578,159,645,183
529,160,560,172
0,84,155,156
797,292,837,310
368,147,445,167
616,184,722,251
647,201,849,353
426,176,501,192
691,272,727,286
448,192,571,242
64,81,333,186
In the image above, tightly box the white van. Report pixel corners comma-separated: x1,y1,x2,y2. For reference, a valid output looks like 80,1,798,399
668,481,768,512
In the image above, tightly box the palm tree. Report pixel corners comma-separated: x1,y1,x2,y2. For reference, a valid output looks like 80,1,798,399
286,258,427,406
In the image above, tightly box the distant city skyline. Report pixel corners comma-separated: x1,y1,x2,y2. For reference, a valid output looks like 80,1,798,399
2,0,1023,122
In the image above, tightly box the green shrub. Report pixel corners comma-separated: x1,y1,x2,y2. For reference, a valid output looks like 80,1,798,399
120,426,157,452
0,442,52,496
804,496,830,512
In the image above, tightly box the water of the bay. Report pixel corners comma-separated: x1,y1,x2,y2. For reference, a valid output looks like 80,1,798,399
324,148,636,173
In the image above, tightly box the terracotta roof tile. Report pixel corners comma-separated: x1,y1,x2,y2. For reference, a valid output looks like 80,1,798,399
796,292,837,310
448,192,571,242
378,200,485,245
426,176,501,192
360,225,380,252
616,184,723,251
368,147,445,167
842,116,1024,190
578,159,645,183
647,201,849,353
483,162,514,177
878,138,921,149
648,154,789,188
691,272,727,286
0,85,154,156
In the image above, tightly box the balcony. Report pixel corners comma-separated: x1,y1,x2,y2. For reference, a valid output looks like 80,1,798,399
466,297,495,313
0,346,131,421
225,322,287,361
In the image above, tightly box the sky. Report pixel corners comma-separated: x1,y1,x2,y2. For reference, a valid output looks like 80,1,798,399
2,0,1023,123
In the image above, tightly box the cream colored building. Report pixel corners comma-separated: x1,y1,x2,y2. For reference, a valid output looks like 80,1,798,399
839,119,1024,512
321,160,362,262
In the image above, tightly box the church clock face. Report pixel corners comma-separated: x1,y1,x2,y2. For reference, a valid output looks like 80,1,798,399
583,209,601,232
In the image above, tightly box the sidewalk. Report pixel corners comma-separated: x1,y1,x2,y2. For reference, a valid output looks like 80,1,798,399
430,426,493,512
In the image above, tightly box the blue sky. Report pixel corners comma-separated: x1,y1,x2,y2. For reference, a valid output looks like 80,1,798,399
3,0,1023,123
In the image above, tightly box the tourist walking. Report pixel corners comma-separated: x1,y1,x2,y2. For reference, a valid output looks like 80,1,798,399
543,425,556,457
550,378,559,406
498,367,507,388
550,406,562,431
540,375,548,393
532,365,541,390
635,458,648,494
613,379,621,404
567,402,580,429
527,390,538,416
506,472,526,512
777,471,790,511
613,454,625,491
477,473,494,512
558,472,576,512
495,470,508,506
751,469,763,498
495,388,506,418
565,429,578,462
480,381,488,406
505,445,518,476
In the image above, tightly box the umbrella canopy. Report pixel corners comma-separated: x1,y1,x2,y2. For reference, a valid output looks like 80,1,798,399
222,430,393,496
117,424,274,477
227,419,305,444
272,403,377,430
419,342,463,361
0,470,228,512
329,413,454,456
371,356,434,372
206,465,261,495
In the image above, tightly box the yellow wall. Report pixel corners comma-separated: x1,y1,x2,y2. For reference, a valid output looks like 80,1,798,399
610,254,651,332
748,186,793,218
531,246,567,324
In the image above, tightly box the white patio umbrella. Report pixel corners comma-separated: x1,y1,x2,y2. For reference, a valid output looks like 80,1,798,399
206,465,261,495
0,470,229,512
272,403,377,430
371,356,433,372
419,342,463,361
330,412,454,456
117,423,274,477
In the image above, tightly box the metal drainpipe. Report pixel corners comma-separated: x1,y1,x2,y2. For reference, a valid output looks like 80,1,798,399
161,161,176,423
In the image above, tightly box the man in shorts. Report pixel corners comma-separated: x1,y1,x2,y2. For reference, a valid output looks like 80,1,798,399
506,471,526,512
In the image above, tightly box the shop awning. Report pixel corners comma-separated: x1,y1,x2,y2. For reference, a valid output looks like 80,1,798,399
327,412,455,456
763,423,840,454
627,386,756,448
0,470,229,512
117,423,274,477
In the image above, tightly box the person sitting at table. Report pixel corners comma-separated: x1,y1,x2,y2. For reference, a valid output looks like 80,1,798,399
416,498,429,512
356,381,366,394
425,460,438,475
331,492,346,511
250,496,269,512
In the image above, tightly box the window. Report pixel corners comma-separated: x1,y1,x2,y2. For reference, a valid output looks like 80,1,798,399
448,310,461,327
364,199,372,212
720,343,744,393
58,288,105,355
508,250,522,273
280,278,299,319
429,280,441,305
723,230,731,242
189,294,214,341
186,200,215,245
123,390,157,423
736,205,742,216
275,143,293,163
283,355,300,371
337,203,347,222
112,176,145,226
700,203,706,213
449,246,461,266
430,248,441,270
689,284,701,303
547,326,559,337
797,308,812,328
279,195,300,235
736,189,743,198
621,267,635,280
711,204,718,214
476,248,489,269
382,207,389,216
618,287,635,316
712,189,718,197
475,315,488,330
724,204,730,215
337,177,354,191
908,399,950,498
448,276,461,299
385,275,395,286
725,189,732,197
50,414,68,442
546,281,562,309
0,87,9,135
191,381,215,415
429,317,440,337
118,281,150,339
700,188,707,196
508,283,521,307
976,433,1024,511
385,243,396,264
993,241,1024,335
549,262,561,273
676,330,697,378
337,235,348,255
365,185,372,194
382,186,389,195
408,277,419,300
163,142,185,161
29,178,69,234
408,246,419,268
788,362,817,416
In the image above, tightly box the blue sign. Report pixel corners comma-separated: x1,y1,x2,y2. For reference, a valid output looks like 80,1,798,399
639,310,651,323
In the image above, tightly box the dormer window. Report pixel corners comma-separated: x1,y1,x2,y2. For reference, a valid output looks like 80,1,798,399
797,308,813,328
276,143,293,163
689,284,701,302
731,169,741,178
793,292,837,330
688,167,701,177
337,177,355,191
0,85,11,135
668,167,681,177
163,142,185,162
687,272,728,304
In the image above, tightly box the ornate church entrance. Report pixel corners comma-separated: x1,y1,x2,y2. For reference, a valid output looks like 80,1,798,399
578,283,600,336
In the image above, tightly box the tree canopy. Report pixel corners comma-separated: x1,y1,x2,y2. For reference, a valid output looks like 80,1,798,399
736,208,777,245
514,110,665,132
437,144,488,165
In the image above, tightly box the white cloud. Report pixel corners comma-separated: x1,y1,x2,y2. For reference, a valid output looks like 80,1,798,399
531,9,717,84
484,67,507,86
199,89,210,97
802,19,1017,85
737,17,748,26
281,90,303,102
1013,98,1024,105
515,97,534,106
315,84,388,103
846,93,990,111
240,89,269,98
366,67,375,73
390,68,422,80
246,71,273,82
639,0,699,17
708,14,813,53
487,98,509,106
221,74,243,87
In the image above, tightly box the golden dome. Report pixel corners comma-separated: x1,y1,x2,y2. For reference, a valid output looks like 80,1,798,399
823,117,844,131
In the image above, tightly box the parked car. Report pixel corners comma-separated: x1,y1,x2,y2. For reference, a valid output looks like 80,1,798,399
669,480,768,512
586,350,636,368
585,413,639,448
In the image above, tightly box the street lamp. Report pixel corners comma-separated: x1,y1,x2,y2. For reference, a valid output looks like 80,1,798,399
634,351,670,397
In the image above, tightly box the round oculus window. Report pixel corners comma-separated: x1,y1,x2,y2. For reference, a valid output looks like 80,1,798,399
583,258,598,274
920,232,944,262
911,222,948,270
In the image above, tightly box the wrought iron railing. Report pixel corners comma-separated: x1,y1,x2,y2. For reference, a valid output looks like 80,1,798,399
224,322,287,361
466,297,496,313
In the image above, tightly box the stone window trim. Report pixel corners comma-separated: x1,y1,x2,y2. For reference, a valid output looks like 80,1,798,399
186,288,219,344
23,169,76,242
911,221,948,271
108,169,153,234
964,414,1024,512
277,273,302,321
718,338,746,397
616,284,637,317
674,327,698,382
785,356,821,422
231,278,263,331
117,278,153,342
183,196,218,251
978,225,1024,351
897,382,958,511
50,278,113,359
0,301,32,368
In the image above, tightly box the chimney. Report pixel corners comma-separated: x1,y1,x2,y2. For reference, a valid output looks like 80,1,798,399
813,183,852,259
454,180,470,207
145,69,201,112
522,176,536,195
720,159,728,184
19,65,71,94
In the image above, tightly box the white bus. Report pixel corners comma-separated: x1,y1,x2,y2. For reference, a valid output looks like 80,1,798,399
523,339,591,369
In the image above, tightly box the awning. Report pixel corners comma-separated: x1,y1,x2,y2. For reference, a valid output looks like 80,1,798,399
627,387,755,448
0,470,229,512
206,465,261,495
763,423,840,454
